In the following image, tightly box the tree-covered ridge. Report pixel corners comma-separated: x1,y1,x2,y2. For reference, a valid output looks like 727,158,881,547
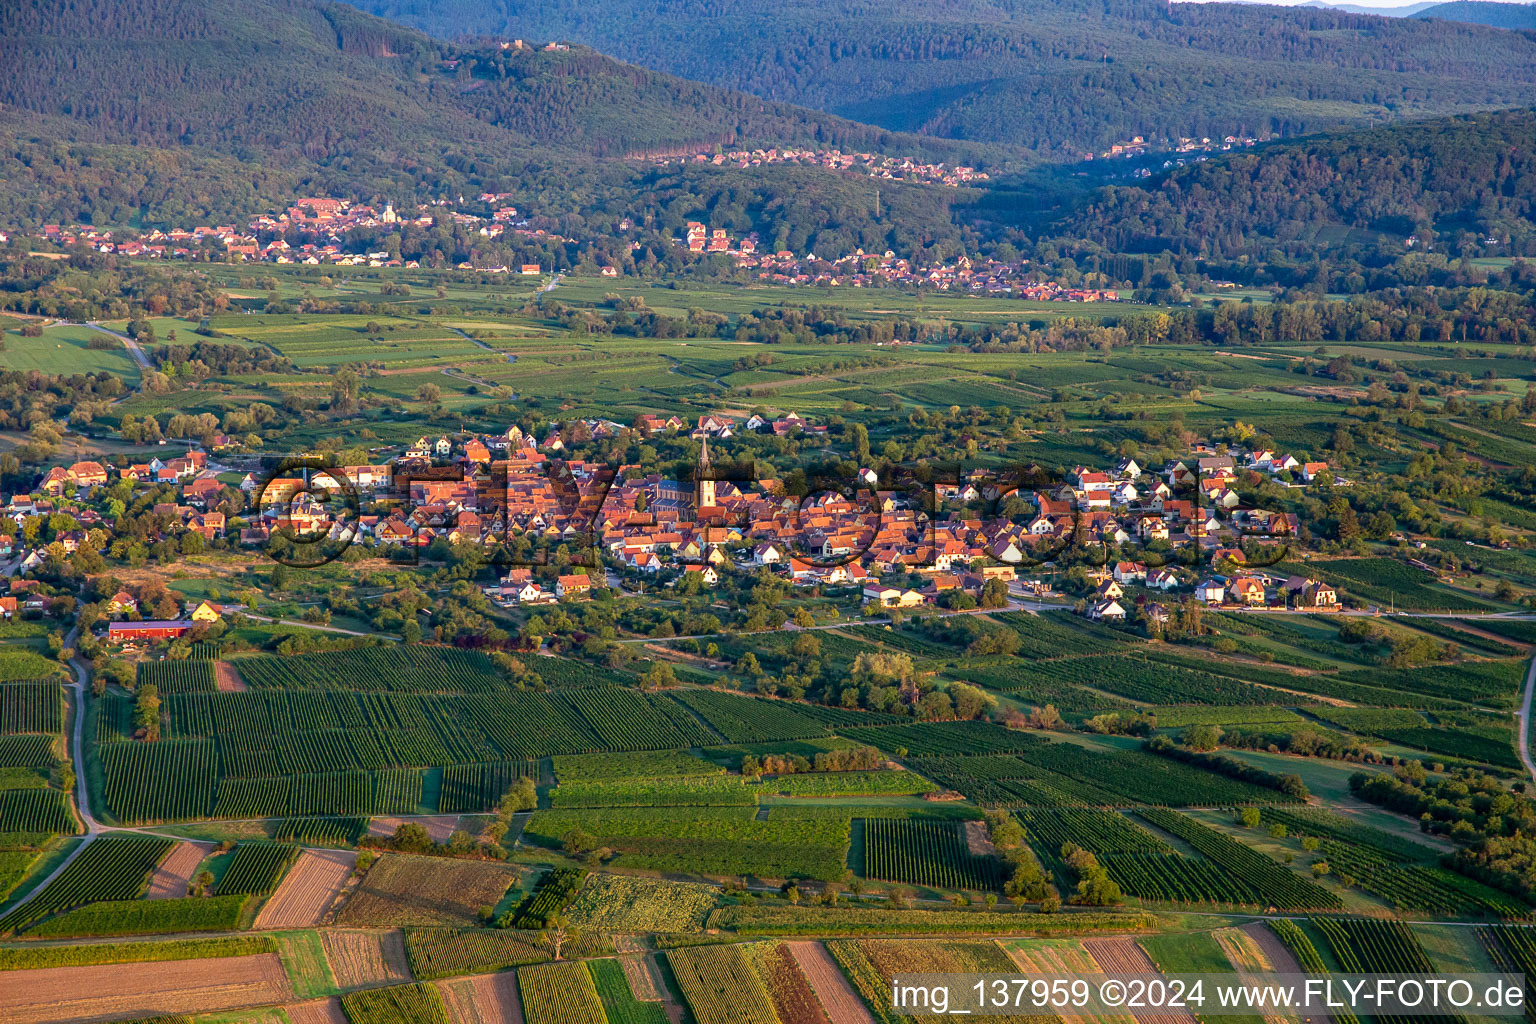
347,0,1536,154
1033,108,1536,259
1414,1,1536,30
0,0,992,167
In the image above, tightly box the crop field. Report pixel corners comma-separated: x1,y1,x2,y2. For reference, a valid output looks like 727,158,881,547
0,680,61,733
1258,807,1526,917
550,774,754,807
519,960,608,1024
553,750,723,781
138,659,217,694
27,894,250,938
504,867,587,929
563,874,721,932
269,816,369,845
0,733,56,769
526,806,852,880
0,788,74,834
765,770,936,797
1309,917,1441,1024
253,848,355,929
668,944,783,1024
668,689,834,743
1138,810,1342,910
589,957,669,1024
320,929,411,989
1019,807,1260,906
100,668,794,821
859,818,1004,890
735,942,832,1024
340,981,452,1024
438,759,538,813
836,721,1044,756
218,841,299,897
0,835,173,934
828,939,1034,1024
404,927,562,980
337,853,519,926
0,951,293,1024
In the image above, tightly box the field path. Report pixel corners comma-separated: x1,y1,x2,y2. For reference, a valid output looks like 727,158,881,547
146,840,214,898
254,848,356,928
1518,656,1536,789
0,953,291,1024
785,940,875,1024
82,321,152,372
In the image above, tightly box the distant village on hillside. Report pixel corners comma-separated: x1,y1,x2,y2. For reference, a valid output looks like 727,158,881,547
11,196,1121,301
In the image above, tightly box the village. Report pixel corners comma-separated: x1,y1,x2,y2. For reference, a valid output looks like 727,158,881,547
638,146,990,187
17,198,1122,303
1,410,1368,648
677,222,1120,299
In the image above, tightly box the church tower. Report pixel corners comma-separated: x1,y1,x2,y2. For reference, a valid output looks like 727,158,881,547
697,436,716,511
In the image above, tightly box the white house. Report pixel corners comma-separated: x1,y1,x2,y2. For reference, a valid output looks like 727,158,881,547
1195,579,1226,603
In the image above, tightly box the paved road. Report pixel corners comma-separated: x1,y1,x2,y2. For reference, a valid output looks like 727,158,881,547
82,321,151,372
1518,657,1536,789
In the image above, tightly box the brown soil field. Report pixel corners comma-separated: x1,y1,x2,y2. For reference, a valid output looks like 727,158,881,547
1002,939,1100,974
146,840,214,899
284,997,351,1024
0,953,292,1024
785,940,875,1024
962,820,997,857
337,853,518,927
322,928,413,989
1084,938,1198,1024
438,971,526,1024
368,815,460,843
760,942,833,1024
215,661,247,692
254,848,356,929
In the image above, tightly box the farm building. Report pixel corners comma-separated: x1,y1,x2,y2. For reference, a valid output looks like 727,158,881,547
108,620,194,642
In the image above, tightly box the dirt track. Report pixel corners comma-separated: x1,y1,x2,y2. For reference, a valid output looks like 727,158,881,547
0,954,291,1024
254,848,355,928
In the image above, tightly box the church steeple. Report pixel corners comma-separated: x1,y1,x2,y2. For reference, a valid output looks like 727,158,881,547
697,436,716,510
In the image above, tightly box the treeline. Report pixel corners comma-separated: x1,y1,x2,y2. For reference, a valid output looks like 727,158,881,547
1351,764,1536,899
1043,110,1536,260
353,0,1536,155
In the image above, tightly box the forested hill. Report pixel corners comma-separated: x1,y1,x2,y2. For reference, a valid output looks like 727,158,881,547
1023,108,1536,259
345,0,1536,156
1413,2,1536,29
0,0,993,166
